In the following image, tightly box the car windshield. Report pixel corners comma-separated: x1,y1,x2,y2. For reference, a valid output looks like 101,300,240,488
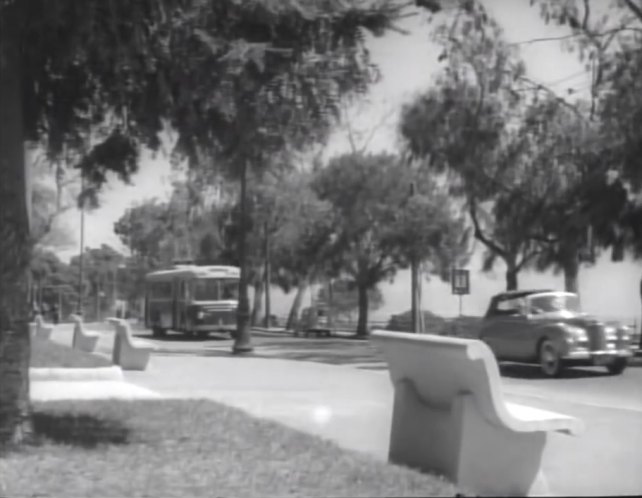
193,278,239,301
529,293,582,315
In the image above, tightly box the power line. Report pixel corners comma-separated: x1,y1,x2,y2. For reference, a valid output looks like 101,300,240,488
541,70,590,88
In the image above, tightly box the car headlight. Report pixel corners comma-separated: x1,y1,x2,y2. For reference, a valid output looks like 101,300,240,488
604,326,617,340
196,310,205,320
564,326,588,343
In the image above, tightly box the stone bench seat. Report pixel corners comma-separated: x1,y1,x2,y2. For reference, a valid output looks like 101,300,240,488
371,330,584,497
33,314,54,340
70,314,100,353
107,318,155,371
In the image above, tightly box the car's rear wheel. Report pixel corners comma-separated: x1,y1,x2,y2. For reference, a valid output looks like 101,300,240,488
152,327,166,338
606,357,628,375
539,339,563,377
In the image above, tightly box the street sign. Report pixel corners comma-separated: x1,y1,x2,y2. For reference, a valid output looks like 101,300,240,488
451,269,470,295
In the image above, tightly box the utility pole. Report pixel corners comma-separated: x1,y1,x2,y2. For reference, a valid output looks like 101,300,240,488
410,181,422,333
263,220,271,329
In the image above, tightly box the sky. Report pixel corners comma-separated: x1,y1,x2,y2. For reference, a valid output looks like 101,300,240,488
47,0,642,323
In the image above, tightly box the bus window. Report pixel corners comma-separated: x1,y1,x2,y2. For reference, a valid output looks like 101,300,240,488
193,279,220,301
221,279,239,300
150,281,173,300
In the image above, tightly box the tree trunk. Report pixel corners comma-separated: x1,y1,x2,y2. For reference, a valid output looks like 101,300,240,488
563,254,580,293
356,282,369,337
263,224,271,328
639,278,642,350
286,278,308,331
411,258,420,333
505,261,518,291
77,175,85,315
233,158,253,353
0,3,34,446
250,269,264,327
95,282,101,322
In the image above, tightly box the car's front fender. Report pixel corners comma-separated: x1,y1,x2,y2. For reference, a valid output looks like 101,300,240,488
532,323,576,355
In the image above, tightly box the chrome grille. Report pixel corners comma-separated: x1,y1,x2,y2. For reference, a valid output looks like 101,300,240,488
586,324,606,351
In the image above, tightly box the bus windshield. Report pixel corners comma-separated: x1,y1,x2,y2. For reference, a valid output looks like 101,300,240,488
193,278,239,301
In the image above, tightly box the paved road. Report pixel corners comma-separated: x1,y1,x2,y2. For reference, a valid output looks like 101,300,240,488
133,329,642,409
52,322,642,413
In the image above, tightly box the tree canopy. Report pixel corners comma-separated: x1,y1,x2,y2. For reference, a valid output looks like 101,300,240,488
311,152,468,335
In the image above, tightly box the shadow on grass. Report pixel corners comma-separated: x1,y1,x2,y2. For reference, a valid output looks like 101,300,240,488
499,363,611,379
133,331,230,343
32,412,130,448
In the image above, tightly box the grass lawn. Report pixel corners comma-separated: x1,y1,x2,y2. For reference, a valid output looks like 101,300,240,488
30,338,112,369
0,400,459,497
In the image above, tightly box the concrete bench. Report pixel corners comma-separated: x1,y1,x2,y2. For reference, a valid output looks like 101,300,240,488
33,314,54,340
371,330,584,497
70,314,100,353
107,318,155,371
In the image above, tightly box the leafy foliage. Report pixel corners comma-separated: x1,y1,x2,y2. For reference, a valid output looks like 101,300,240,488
311,152,467,335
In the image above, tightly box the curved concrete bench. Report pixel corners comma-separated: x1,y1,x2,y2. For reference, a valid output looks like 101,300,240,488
107,318,154,371
70,314,100,353
33,314,54,340
371,330,584,497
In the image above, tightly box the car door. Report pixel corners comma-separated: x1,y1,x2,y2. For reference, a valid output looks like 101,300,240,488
480,297,525,360
498,301,532,360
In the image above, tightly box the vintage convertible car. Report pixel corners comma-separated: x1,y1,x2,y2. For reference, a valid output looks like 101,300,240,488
478,289,637,377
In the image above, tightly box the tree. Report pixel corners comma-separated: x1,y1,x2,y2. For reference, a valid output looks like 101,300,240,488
317,279,385,324
528,0,642,293
312,152,467,336
69,245,125,321
266,171,339,330
0,0,174,445
29,248,77,318
0,0,441,446
399,2,614,291
160,1,438,352
115,201,173,267
30,153,78,251
398,4,534,290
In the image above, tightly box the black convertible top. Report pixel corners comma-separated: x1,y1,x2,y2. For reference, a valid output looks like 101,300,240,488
491,289,555,301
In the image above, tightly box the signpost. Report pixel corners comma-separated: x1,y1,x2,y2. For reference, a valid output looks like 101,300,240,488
451,268,470,316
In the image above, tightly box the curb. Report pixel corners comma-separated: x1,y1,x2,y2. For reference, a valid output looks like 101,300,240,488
29,365,124,382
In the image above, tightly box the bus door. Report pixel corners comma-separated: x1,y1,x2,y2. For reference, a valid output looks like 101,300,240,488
147,280,173,332
175,279,189,332
172,278,179,331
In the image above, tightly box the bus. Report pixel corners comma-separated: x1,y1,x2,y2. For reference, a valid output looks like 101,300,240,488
144,264,240,338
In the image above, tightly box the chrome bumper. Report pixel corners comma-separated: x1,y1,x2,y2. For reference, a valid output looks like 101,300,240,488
564,349,633,362
193,323,234,331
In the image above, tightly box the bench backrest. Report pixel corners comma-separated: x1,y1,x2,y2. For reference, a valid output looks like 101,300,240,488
371,330,509,427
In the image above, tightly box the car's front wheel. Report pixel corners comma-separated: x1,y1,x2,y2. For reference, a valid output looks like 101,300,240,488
539,339,564,377
606,357,628,375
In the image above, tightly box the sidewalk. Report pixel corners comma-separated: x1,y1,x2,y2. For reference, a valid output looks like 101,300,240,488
31,380,162,401
123,353,641,497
